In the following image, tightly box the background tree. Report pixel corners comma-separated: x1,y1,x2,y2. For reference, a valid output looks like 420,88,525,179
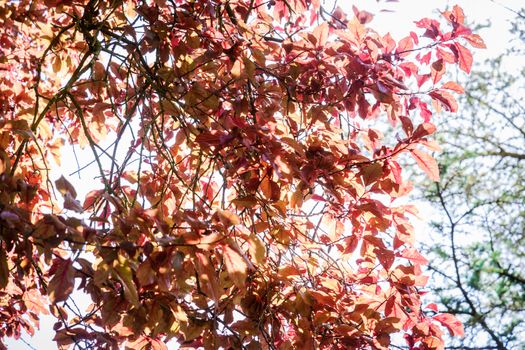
423,7,525,350
0,1,478,349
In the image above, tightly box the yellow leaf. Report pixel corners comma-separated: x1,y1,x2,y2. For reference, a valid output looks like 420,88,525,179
247,233,266,265
216,209,241,226
113,254,139,307
168,302,188,334
231,59,243,78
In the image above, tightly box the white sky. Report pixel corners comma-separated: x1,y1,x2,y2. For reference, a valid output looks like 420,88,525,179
6,0,523,349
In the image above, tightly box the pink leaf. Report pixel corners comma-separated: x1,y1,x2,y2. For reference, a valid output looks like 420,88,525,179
400,247,429,265
429,90,458,112
410,149,439,181
433,313,464,337
463,33,486,49
454,42,473,73
425,303,439,312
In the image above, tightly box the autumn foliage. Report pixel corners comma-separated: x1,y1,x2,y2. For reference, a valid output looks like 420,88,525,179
0,0,483,349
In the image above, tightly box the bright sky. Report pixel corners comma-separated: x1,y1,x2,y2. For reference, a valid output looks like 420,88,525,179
6,1,523,349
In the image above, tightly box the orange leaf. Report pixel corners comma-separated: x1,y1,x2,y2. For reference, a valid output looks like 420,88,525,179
410,149,439,181
441,81,464,94
464,33,486,49
412,122,436,139
454,42,473,73
400,247,429,266
360,163,383,185
83,189,103,210
247,233,266,265
195,252,220,302
433,313,464,337
216,209,241,226
223,245,248,288
311,22,329,46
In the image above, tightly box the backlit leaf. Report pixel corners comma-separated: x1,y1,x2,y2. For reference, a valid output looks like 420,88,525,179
410,149,440,181
454,42,473,73
433,313,464,337
48,259,75,303
55,175,77,199
223,244,249,288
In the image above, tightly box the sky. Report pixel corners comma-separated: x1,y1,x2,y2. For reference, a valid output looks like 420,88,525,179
5,0,524,349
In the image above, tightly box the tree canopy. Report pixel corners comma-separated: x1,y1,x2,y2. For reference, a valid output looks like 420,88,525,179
0,1,480,349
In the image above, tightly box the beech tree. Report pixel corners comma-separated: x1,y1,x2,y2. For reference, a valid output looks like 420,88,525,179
0,1,481,349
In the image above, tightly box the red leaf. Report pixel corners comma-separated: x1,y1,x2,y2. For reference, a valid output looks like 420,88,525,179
0,247,8,289
417,51,432,65
416,73,430,88
399,115,414,136
415,18,441,39
412,122,436,139
83,189,103,210
429,90,458,112
410,31,419,45
410,149,439,181
385,296,408,324
425,303,439,312
195,131,226,146
388,160,403,184
419,101,433,122
442,5,465,24
431,59,445,85
433,313,464,337
454,42,473,73
48,259,75,303
376,247,395,270
151,338,168,350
